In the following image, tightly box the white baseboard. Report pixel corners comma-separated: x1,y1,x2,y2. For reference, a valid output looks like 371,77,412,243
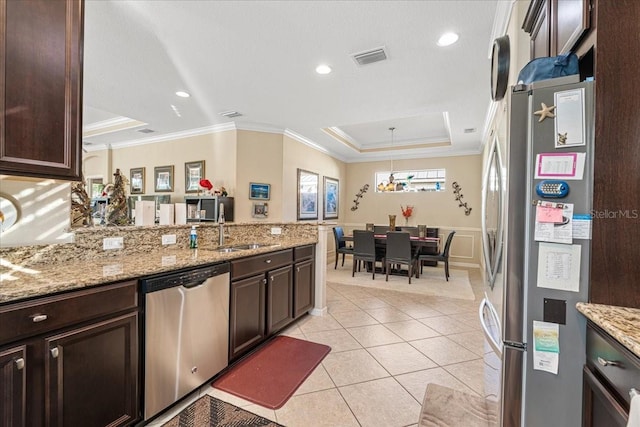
309,307,327,316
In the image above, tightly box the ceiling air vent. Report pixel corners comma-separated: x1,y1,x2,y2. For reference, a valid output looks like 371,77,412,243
351,47,387,66
219,111,243,118
464,128,477,134
137,128,155,134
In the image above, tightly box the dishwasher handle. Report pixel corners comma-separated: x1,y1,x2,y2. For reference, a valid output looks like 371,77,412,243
183,280,206,289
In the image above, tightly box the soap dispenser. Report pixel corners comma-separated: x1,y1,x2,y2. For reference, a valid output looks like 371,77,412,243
189,225,198,249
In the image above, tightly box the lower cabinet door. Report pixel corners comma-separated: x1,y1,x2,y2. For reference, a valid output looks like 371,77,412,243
230,274,266,361
583,366,628,427
266,265,293,335
45,312,139,427
0,345,26,427
294,260,314,318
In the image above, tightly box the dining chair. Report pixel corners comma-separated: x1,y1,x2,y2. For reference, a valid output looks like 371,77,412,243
332,226,354,269
352,230,385,279
418,230,456,281
373,225,390,235
384,231,419,284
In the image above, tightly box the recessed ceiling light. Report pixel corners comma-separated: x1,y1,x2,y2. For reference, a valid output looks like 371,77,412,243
437,32,459,47
315,64,332,75
175,91,190,98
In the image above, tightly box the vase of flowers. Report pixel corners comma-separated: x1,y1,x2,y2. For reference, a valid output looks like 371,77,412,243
401,205,413,226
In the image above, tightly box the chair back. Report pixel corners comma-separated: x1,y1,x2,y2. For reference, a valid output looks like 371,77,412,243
373,225,390,235
385,231,412,262
353,230,376,257
333,226,345,249
441,231,456,257
398,226,419,237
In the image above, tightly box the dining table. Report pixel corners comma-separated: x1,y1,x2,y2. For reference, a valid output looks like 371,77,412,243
342,233,440,250
341,232,441,275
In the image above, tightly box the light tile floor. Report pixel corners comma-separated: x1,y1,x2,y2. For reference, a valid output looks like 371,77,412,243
148,265,498,427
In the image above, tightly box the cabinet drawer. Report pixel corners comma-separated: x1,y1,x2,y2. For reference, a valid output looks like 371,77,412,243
586,323,640,408
0,280,138,345
294,245,314,261
231,250,292,280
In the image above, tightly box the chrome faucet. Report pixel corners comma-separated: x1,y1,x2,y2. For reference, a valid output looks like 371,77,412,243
218,203,226,246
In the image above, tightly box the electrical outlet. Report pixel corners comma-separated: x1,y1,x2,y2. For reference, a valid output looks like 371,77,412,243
271,227,282,235
162,234,177,245
103,237,124,250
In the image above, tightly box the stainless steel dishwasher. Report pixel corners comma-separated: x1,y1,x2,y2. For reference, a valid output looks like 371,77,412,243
142,262,230,420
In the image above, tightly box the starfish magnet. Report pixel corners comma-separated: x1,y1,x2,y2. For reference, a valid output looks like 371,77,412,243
534,102,556,122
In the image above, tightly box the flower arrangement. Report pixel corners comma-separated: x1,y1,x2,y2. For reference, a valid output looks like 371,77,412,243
401,205,414,225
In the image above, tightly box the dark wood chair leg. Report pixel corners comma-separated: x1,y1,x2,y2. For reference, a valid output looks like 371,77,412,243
445,260,450,281
335,253,338,269
385,262,390,282
341,253,346,266
352,258,356,277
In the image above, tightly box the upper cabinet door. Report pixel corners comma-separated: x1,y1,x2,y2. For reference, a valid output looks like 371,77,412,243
0,0,83,181
553,0,591,55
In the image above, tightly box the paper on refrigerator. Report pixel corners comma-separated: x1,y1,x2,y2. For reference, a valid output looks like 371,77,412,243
533,321,560,374
537,242,581,292
535,203,574,244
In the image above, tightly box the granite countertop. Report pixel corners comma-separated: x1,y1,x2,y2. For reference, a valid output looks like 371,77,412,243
576,302,640,358
0,239,316,304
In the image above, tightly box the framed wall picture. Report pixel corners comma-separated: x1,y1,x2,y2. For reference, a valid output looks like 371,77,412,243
249,182,270,200
252,202,269,218
185,160,205,193
297,168,318,220
154,165,174,192
130,167,145,194
323,176,339,220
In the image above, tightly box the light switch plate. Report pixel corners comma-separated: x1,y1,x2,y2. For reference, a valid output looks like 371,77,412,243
162,234,177,245
271,227,282,235
103,237,124,250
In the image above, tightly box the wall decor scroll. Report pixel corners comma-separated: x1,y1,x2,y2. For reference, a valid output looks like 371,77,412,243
350,184,370,211
452,181,472,216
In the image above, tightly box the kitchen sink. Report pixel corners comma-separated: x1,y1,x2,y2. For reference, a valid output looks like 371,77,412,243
231,243,269,250
216,247,242,253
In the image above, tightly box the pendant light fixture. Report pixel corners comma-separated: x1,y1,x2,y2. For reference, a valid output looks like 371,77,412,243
388,127,395,185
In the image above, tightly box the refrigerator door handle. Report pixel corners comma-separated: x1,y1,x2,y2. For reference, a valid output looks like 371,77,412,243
479,297,503,356
481,135,505,290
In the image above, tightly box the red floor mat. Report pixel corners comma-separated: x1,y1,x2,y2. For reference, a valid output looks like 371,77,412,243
212,336,331,409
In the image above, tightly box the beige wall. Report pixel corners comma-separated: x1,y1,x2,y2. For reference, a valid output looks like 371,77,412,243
338,154,483,266
282,135,347,223
103,130,238,198
235,130,285,222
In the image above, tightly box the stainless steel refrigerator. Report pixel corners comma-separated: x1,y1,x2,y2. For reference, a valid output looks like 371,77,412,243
480,76,594,426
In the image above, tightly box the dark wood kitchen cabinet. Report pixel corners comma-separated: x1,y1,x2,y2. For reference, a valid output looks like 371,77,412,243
582,322,639,426
0,280,140,427
229,249,297,361
523,0,591,59
228,274,266,361
0,0,83,180
293,245,315,318
0,345,26,426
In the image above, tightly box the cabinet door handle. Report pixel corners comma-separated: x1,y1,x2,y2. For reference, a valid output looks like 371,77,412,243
31,314,48,323
50,347,59,358
597,356,619,367
297,267,300,272
270,276,274,282
15,358,25,370
262,278,267,285
265,259,272,264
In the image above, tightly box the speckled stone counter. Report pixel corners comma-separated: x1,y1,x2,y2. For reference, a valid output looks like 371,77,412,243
0,222,318,304
576,302,640,358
